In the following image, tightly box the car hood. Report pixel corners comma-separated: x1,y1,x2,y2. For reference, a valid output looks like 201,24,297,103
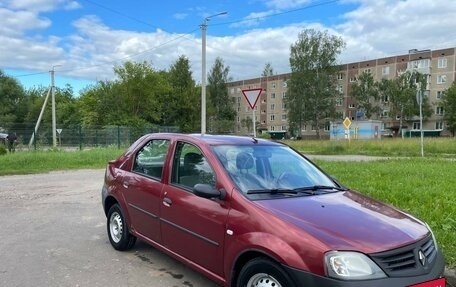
254,190,429,254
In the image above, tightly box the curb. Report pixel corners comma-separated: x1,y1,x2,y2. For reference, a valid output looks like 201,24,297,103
445,268,456,286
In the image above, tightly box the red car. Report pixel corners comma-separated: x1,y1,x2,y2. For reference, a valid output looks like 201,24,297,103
102,133,445,287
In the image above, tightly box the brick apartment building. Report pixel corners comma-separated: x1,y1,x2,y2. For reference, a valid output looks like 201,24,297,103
227,47,455,138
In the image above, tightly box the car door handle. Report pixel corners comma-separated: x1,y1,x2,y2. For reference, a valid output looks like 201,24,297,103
163,197,172,207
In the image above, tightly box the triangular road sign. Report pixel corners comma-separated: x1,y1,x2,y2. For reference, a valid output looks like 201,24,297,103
242,88,262,109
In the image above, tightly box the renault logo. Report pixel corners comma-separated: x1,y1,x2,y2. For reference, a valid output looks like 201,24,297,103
418,250,427,266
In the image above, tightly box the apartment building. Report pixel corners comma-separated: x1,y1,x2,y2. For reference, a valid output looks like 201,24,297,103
227,47,456,137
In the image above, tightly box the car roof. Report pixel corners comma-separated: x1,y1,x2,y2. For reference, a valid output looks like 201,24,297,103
147,133,284,147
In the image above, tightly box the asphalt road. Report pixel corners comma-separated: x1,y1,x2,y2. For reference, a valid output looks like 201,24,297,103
0,169,219,287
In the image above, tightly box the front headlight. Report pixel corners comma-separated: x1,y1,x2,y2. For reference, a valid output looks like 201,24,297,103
325,251,386,280
425,222,439,251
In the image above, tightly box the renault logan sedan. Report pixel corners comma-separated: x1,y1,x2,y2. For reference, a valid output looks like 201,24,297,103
101,133,445,287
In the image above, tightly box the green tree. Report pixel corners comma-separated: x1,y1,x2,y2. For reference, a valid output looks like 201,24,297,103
113,61,168,126
379,71,432,135
288,29,345,139
262,63,274,77
0,70,27,127
350,71,380,119
162,56,199,132
207,57,236,133
443,82,456,136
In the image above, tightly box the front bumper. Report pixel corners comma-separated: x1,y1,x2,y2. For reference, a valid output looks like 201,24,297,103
284,249,445,287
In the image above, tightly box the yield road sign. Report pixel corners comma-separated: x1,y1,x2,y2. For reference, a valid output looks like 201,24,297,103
242,88,262,109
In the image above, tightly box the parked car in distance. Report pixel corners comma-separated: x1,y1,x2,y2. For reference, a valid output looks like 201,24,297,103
102,133,445,287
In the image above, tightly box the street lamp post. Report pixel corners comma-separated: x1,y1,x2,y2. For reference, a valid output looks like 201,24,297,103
201,11,227,135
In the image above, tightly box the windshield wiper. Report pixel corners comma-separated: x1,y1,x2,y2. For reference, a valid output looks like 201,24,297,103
246,188,298,195
294,185,347,194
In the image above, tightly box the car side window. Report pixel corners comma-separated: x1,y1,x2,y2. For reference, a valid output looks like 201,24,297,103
171,142,216,190
132,139,170,179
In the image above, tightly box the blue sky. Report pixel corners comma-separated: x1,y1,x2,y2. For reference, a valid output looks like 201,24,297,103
2,0,456,95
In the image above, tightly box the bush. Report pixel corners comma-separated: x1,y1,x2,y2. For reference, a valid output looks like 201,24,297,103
0,145,6,155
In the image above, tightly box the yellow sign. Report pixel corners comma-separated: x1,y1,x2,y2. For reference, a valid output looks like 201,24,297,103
343,117,351,129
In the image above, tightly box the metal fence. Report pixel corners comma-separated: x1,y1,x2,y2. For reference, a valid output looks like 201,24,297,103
0,123,179,150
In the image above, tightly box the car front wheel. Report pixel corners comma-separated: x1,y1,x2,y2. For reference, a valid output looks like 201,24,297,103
237,257,296,287
107,204,136,251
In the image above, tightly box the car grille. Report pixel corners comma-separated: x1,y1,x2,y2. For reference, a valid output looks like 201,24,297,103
370,235,437,277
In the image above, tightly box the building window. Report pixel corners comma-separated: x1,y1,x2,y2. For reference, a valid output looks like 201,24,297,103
282,103,287,110
237,116,240,122
437,75,447,84
271,82,276,89
270,115,275,121
231,88,235,94
281,125,287,131
271,93,276,99
438,58,447,69
436,121,444,130
282,92,287,98
437,91,445,99
270,104,275,110
349,76,358,83
436,106,444,115
412,122,421,130
324,123,330,131
364,68,371,74
336,85,343,93
382,110,389,117
349,103,356,109
236,87,241,93
409,59,430,69
337,73,344,80
270,126,275,131
282,81,287,88
382,66,390,75
311,125,317,131
383,95,389,103
335,98,343,106
281,114,287,120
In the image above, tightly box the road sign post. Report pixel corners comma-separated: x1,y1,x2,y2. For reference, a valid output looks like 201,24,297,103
242,88,262,137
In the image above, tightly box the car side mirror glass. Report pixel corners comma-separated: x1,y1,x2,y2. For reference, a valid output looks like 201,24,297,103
194,184,225,200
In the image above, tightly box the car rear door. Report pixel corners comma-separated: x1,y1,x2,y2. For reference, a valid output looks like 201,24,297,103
122,139,170,244
160,141,230,276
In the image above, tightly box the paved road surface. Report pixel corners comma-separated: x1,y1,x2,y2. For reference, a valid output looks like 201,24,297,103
0,169,218,287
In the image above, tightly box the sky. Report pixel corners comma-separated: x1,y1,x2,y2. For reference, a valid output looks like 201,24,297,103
2,0,456,95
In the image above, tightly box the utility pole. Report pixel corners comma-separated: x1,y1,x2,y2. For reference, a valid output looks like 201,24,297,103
200,11,227,135
50,65,60,147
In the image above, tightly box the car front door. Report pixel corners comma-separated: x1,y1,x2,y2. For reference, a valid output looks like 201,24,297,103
122,139,170,244
160,141,230,277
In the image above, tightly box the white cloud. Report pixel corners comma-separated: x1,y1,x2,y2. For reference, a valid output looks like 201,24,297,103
2,0,456,88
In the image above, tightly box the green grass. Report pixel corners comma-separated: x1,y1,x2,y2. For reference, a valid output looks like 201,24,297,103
284,137,456,157
0,147,124,175
0,139,455,267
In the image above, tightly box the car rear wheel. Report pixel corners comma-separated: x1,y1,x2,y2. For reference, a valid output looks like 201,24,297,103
107,204,136,250
237,257,296,287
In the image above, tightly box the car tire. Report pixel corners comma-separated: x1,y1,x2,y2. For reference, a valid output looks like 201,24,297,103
237,257,296,287
107,204,136,251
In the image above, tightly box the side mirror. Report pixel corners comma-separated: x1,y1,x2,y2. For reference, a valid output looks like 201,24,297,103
194,184,226,200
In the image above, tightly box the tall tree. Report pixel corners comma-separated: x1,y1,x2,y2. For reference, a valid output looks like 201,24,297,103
442,82,456,136
288,29,345,139
379,70,432,135
0,70,27,127
207,57,236,133
262,63,274,77
163,56,199,132
113,61,168,126
350,71,380,119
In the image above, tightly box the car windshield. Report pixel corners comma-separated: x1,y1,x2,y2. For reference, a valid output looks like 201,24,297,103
212,144,340,198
